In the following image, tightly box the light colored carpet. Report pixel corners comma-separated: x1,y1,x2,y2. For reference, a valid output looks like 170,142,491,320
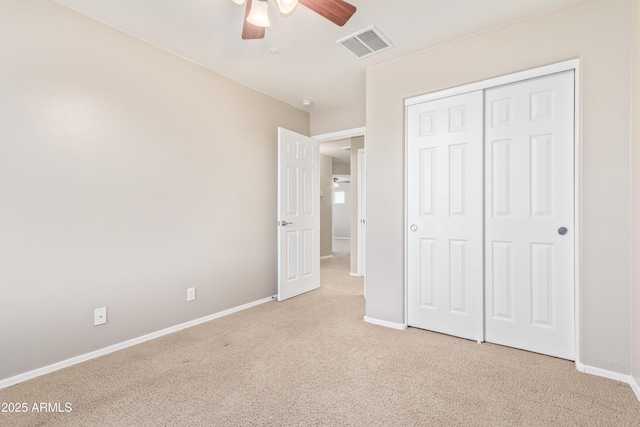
1,255,639,426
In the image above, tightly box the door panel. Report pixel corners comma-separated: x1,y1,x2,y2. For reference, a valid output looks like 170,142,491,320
484,71,574,360
407,90,484,342
278,128,320,301
491,241,513,320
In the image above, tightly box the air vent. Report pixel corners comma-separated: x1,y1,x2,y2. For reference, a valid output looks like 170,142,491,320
337,26,393,59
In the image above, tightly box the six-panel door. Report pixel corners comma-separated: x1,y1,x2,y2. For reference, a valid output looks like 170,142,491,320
278,128,320,301
484,71,575,360
407,71,575,360
407,90,484,342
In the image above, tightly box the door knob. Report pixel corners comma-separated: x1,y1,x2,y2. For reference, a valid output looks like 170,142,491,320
410,224,418,232
558,227,568,235
281,221,292,227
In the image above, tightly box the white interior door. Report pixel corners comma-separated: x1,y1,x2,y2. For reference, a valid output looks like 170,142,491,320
407,90,484,342
484,71,575,359
277,127,320,301
357,148,366,279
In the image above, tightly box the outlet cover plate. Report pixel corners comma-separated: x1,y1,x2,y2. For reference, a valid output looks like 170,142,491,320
187,287,196,302
94,307,107,326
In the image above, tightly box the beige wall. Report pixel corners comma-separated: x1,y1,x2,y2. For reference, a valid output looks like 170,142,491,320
366,0,634,373
632,0,640,389
312,101,365,267
332,162,351,175
320,155,333,257
310,101,365,135
0,0,308,381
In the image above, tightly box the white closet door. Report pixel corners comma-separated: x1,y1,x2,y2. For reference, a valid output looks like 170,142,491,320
484,71,575,359
407,91,484,342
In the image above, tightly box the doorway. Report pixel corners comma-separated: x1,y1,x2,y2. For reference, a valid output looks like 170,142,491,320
332,174,351,256
315,127,366,278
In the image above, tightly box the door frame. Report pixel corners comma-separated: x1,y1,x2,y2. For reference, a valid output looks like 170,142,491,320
357,148,366,280
403,59,582,368
331,174,352,244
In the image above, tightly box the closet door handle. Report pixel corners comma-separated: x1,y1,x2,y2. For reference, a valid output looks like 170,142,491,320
410,224,418,232
558,227,568,235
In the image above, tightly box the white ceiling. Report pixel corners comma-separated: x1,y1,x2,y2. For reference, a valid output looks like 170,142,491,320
320,138,352,163
53,0,581,114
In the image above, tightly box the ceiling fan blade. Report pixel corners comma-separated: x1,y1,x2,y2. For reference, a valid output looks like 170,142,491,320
298,0,356,27
242,0,265,40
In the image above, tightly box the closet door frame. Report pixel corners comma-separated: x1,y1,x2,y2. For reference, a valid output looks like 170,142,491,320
404,59,582,367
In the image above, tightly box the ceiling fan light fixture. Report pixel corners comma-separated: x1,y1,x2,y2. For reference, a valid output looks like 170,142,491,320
247,0,270,27
275,0,298,14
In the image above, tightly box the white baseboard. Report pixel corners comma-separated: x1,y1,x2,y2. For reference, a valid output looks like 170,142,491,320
575,361,640,403
575,361,630,383
364,316,408,331
349,272,362,277
320,255,333,259
0,296,274,390
631,376,640,402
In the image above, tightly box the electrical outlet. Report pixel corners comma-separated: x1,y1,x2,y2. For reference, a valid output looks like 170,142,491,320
187,287,196,302
94,307,107,326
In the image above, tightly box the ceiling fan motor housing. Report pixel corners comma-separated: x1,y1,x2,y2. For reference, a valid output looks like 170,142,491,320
239,0,357,40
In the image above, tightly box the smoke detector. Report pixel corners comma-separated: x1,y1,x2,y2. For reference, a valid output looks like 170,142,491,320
301,99,313,107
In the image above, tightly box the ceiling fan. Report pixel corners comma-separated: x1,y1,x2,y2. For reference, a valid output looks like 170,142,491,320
231,0,357,40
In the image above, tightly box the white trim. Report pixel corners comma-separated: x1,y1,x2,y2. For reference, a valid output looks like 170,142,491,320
573,62,583,369
333,237,350,240
312,127,366,142
404,103,410,326
349,272,362,277
575,362,640,402
320,254,333,259
405,59,579,106
0,296,274,390
575,362,632,383
364,316,408,330
357,148,366,278
631,376,640,402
